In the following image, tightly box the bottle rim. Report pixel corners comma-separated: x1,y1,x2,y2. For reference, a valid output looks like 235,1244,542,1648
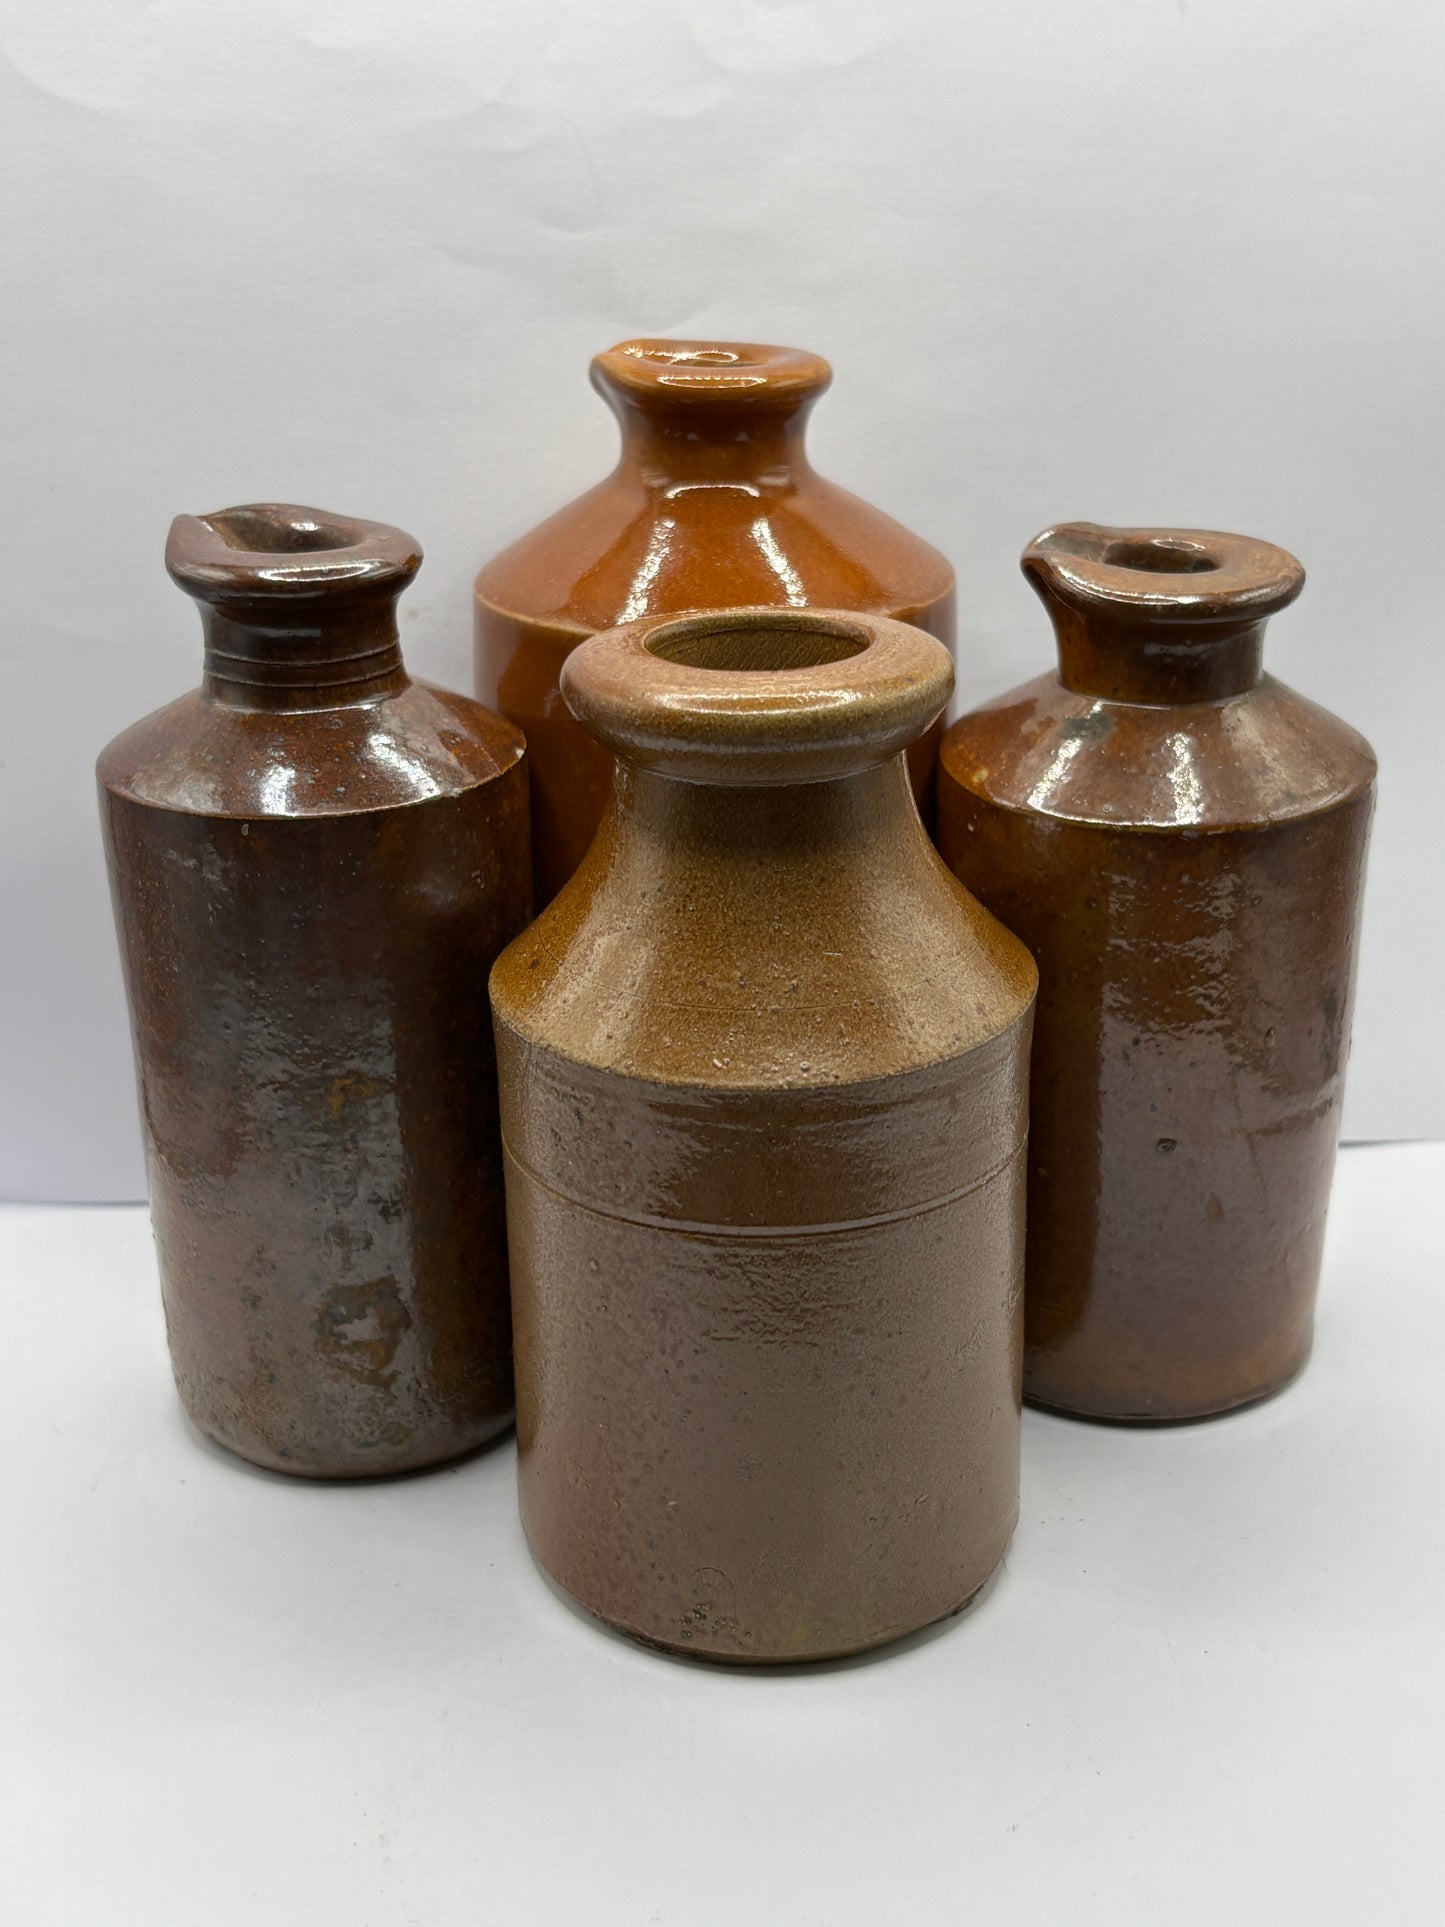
561,606,952,786
166,503,422,604
1023,522,1304,626
591,339,832,412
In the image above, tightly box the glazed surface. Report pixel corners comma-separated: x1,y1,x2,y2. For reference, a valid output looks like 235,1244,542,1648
474,338,955,900
104,772,529,1472
99,676,523,818
100,505,532,1475
941,670,1374,833
937,523,1376,1420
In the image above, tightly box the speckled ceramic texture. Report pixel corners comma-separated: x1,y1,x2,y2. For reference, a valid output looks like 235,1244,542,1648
936,524,1376,1422
475,338,956,905
98,505,532,1476
490,607,1036,1661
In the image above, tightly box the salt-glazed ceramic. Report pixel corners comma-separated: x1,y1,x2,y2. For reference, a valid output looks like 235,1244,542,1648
98,504,531,1476
490,606,1036,1661
937,524,1376,1421
475,338,956,904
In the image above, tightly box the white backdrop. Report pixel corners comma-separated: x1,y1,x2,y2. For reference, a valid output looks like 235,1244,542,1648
1,0,1440,1200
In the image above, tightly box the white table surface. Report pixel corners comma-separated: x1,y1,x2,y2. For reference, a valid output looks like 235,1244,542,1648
4,1142,1442,1926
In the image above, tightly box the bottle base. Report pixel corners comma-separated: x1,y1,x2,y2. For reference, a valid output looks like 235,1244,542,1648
182,1402,516,1480
529,1527,1014,1666
1023,1349,1310,1426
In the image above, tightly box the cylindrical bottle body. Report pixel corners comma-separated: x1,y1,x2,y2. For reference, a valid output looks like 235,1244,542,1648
937,768,1374,1420
489,605,1036,1659
494,1020,1031,1661
100,761,530,1475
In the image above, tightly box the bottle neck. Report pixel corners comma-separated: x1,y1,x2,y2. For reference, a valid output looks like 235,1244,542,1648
199,596,410,712
601,755,920,877
613,399,815,488
1049,597,1267,703
1021,524,1300,705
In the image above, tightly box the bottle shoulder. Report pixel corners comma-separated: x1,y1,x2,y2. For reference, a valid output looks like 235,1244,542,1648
939,670,1377,833
474,469,954,634
96,678,525,819
490,789,1036,1090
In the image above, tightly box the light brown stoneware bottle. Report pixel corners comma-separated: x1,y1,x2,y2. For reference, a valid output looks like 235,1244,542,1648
490,607,1036,1662
475,338,956,905
936,524,1376,1422
98,505,531,1476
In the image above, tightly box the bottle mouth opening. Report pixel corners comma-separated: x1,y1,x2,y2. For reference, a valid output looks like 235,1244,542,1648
644,612,870,674
1099,536,1220,576
200,507,358,555
167,502,422,602
562,607,950,787
1024,522,1304,624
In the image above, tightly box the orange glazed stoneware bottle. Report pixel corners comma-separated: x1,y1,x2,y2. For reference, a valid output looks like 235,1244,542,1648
936,524,1376,1422
474,338,956,904
490,607,1036,1662
98,505,531,1477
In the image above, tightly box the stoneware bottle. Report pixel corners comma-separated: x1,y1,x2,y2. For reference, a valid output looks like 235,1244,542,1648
936,524,1376,1422
490,606,1036,1662
475,338,956,904
98,504,532,1476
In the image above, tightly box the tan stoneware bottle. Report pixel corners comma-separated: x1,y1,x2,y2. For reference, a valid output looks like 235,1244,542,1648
97,504,532,1476
489,606,1037,1661
474,337,956,905
936,523,1376,1422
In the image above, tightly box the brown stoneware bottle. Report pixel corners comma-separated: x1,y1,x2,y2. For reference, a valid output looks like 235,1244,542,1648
98,504,532,1476
475,338,956,904
936,524,1376,1422
490,607,1036,1661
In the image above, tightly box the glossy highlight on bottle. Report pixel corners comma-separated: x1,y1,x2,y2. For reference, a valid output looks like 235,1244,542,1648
937,524,1375,1421
475,338,956,904
98,504,532,1476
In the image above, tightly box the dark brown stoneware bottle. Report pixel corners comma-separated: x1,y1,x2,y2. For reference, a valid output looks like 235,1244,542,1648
475,338,956,904
936,524,1376,1422
490,607,1036,1661
98,504,531,1476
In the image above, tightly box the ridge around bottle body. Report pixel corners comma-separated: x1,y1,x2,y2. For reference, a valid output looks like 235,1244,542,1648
490,608,1035,1659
